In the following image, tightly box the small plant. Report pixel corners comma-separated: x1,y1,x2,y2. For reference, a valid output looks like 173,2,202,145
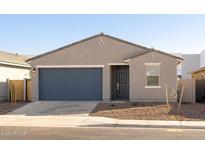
165,83,184,115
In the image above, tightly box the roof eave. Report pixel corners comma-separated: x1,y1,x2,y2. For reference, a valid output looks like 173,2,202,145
0,60,31,68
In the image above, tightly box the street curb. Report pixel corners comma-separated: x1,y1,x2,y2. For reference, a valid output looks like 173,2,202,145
113,119,205,129
0,115,205,129
75,118,205,129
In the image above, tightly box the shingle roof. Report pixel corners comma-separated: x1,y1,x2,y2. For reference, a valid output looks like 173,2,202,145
0,50,30,67
26,33,183,62
189,66,205,74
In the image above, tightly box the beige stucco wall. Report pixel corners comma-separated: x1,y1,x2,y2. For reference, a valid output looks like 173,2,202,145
29,36,147,101
0,65,30,101
29,35,178,102
128,51,178,102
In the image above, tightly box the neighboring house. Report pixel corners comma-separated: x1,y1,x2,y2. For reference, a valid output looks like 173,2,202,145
172,50,205,79
190,66,205,102
0,51,31,101
181,54,200,79
200,49,205,67
187,50,205,79
171,53,200,79
27,33,182,102
170,51,205,103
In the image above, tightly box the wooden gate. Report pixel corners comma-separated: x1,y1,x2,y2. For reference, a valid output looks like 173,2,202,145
8,79,31,102
196,79,205,102
9,80,24,102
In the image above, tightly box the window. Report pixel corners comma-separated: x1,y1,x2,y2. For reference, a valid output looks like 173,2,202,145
145,64,160,88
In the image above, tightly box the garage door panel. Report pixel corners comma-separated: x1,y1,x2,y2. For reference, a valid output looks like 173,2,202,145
42,69,101,80
41,82,101,88
40,89,101,100
39,68,102,101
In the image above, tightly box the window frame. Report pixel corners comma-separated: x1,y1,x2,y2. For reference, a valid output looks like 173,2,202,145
145,63,161,88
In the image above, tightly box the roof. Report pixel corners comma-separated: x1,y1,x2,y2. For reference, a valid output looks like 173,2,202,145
189,66,205,74
124,49,183,62
26,33,183,62
0,50,30,68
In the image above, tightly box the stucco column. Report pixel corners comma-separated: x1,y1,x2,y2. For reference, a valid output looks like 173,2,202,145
31,68,39,101
103,64,110,101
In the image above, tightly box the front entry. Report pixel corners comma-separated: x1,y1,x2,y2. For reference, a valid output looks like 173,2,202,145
111,66,129,100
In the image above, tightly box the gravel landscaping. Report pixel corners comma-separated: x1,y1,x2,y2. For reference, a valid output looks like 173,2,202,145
0,101,29,115
90,102,205,121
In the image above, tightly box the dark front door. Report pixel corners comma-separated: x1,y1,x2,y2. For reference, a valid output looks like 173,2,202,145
112,66,129,99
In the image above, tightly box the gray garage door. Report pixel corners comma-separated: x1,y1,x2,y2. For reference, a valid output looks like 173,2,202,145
39,68,102,101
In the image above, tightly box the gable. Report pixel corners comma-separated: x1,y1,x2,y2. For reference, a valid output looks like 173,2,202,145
28,34,149,66
28,33,149,62
127,51,179,67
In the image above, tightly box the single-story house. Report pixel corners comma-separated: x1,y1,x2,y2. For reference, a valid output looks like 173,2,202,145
190,67,205,80
0,50,31,101
27,33,183,102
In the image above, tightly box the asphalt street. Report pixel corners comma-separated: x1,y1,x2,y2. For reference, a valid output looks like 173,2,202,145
0,126,205,139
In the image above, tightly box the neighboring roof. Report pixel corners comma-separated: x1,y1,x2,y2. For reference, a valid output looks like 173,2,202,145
0,50,30,68
26,33,183,62
189,66,205,74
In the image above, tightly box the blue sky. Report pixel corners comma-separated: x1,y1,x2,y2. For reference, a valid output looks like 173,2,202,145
0,14,205,55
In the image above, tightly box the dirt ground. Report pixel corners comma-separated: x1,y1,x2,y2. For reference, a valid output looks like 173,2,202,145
90,102,205,121
0,101,29,115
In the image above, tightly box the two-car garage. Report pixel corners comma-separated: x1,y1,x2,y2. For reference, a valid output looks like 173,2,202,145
39,68,102,101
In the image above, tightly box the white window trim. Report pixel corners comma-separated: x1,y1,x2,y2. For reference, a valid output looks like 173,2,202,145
145,86,161,88
36,65,104,68
144,63,161,66
108,63,128,66
145,63,161,88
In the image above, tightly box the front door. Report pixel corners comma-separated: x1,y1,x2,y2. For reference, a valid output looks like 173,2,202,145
112,66,129,99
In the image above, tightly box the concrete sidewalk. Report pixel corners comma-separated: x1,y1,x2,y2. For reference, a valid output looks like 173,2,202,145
0,115,117,127
1,115,205,129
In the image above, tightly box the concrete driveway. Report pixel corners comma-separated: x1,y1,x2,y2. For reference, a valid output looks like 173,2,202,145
8,101,99,116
